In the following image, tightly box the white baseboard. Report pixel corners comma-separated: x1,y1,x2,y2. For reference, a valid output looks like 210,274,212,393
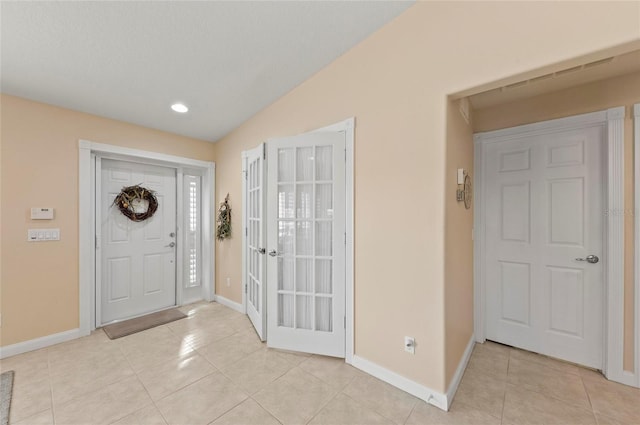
213,294,245,314
351,355,448,411
445,335,476,408
0,328,87,359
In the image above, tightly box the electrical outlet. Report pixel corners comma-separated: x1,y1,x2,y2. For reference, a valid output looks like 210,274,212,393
226,277,231,287
404,336,415,354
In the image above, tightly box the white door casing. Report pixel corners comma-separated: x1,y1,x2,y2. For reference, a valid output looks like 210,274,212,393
266,132,346,357
243,144,267,340
100,159,177,325
483,126,604,368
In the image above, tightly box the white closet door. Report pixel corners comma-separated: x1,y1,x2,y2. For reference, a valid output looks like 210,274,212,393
244,144,267,340
266,132,346,357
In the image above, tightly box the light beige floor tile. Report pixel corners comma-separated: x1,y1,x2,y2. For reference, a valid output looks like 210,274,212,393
156,372,247,425
137,352,215,401
583,373,640,425
254,367,338,425
55,376,152,425
466,342,509,380
502,384,596,425
178,301,216,316
219,348,293,395
406,400,501,425
197,331,264,370
1,349,49,384
117,325,195,373
595,413,627,425
210,398,280,425
308,393,393,425
8,377,52,424
50,352,135,406
110,404,168,425
507,356,591,410
509,347,582,376
454,366,505,418
47,331,118,367
342,374,418,424
166,319,236,350
267,348,313,366
299,355,364,389
580,367,607,382
12,408,54,425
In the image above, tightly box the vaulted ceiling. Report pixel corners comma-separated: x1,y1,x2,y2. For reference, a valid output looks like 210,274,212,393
1,1,414,141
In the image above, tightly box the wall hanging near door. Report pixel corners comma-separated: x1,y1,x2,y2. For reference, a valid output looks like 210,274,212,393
216,193,232,240
112,184,158,222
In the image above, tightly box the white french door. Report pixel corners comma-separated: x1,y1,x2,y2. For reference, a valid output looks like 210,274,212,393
483,125,604,368
266,132,346,357
244,144,267,341
99,159,177,325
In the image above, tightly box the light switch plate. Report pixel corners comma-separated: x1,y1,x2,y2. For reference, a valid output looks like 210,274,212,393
28,228,60,242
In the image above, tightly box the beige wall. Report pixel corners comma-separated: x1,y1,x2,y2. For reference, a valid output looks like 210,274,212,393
474,71,640,373
444,100,474,385
0,94,215,346
213,2,640,392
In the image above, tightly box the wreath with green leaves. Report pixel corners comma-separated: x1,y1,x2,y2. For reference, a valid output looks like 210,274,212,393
112,184,158,222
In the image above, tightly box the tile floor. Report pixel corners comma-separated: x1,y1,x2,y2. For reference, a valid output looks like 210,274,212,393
1,301,639,425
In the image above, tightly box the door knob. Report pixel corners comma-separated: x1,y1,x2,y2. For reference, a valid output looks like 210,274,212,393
165,242,176,248
258,248,266,254
169,232,176,238
575,255,599,264
268,249,278,257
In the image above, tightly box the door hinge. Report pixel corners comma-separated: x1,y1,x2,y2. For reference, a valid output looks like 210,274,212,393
243,170,247,180
344,232,346,245
344,149,347,162
344,316,346,329
245,227,248,236
263,143,266,160
95,235,100,249
245,284,247,294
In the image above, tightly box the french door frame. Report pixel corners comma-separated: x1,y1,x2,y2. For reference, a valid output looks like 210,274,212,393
79,140,216,332
474,107,635,387
241,118,355,362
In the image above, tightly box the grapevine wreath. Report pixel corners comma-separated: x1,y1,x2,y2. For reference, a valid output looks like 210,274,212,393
112,184,158,222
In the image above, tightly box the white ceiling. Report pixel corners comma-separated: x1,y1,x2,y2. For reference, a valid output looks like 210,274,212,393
1,1,413,142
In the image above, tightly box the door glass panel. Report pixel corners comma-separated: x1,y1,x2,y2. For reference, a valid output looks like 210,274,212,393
296,221,313,255
278,184,294,219
316,146,333,181
278,148,294,182
296,184,313,219
296,259,313,292
296,295,313,330
278,294,294,327
278,221,294,255
278,257,294,291
297,147,314,181
316,297,332,332
315,260,332,294
315,221,332,256
315,184,333,218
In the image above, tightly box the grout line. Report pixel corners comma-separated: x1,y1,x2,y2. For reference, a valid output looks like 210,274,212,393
402,401,418,425
499,349,510,425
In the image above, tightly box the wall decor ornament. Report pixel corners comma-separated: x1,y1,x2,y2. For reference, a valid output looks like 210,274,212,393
112,184,158,222
217,193,232,241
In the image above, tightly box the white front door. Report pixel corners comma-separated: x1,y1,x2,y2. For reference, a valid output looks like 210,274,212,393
483,125,604,368
100,159,177,325
244,144,267,340
266,132,346,357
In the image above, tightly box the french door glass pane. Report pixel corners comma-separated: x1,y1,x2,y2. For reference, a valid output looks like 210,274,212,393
296,184,313,219
296,259,312,292
316,297,332,332
316,146,333,180
278,148,294,182
296,221,312,255
315,221,332,256
297,147,314,181
278,257,294,291
278,184,294,219
315,259,332,294
278,221,294,255
315,184,333,218
296,295,313,329
278,294,294,327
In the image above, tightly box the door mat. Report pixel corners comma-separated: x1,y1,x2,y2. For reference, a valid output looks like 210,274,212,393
102,308,187,340
0,370,14,425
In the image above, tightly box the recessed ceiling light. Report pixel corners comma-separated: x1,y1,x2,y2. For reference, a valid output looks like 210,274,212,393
171,103,189,113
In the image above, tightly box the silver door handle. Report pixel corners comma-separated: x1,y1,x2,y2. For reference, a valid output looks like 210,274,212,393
268,249,278,257
258,248,266,254
575,255,599,264
165,242,176,248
